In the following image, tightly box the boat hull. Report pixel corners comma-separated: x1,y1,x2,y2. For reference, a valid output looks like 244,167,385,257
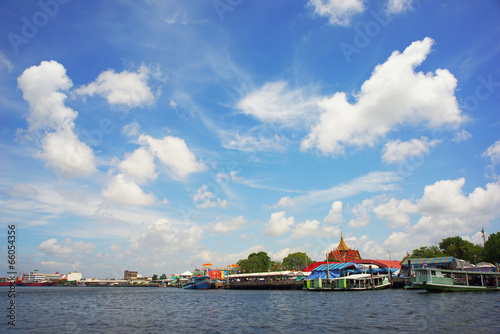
418,282,500,292
412,268,500,292
183,281,210,289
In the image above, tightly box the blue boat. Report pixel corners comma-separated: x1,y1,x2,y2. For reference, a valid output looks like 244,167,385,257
182,275,210,289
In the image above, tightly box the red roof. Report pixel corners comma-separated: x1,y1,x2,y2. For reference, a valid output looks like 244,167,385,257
353,259,401,269
302,261,339,272
303,259,401,272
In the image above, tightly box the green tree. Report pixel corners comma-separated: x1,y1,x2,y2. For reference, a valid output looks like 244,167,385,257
237,251,271,273
152,274,158,281
160,273,167,280
484,232,500,264
439,236,484,262
282,252,313,271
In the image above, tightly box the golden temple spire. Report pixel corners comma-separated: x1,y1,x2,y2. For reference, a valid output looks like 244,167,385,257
337,230,350,251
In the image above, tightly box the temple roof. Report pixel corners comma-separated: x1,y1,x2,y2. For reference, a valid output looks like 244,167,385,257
336,233,350,251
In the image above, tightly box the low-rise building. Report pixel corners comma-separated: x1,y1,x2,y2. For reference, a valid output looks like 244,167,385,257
124,270,138,280
65,271,82,282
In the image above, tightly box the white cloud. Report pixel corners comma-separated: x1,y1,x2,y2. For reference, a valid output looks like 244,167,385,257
376,178,500,244
382,137,440,164
452,129,472,143
274,171,400,209
17,60,96,177
221,129,287,152
264,211,295,237
483,140,500,165
212,216,248,234
324,200,343,223
291,219,320,238
386,0,413,14
75,65,155,107
191,245,265,267
118,147,157,184
237,81,318,128
139,134,207,178
122,121,141,137
133,219,204,254
192,184,228,209
0,51,13,72
373,197,416,228
308,0,365,26
102,173,156,206
301,38,464,156
38,238,96,258
8,183,37,197
40,128,96,177
347,198,375,228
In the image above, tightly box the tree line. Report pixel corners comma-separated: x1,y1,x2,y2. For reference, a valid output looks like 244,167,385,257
403,232,500,264
236,251,314,273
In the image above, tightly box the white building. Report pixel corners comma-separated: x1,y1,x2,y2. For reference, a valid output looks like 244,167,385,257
24,270,48,282
65,271,82,282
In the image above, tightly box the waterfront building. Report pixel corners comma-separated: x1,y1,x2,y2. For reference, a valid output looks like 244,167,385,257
24,270,48,282
124,270,138,280
65,271,82,282
326,233,362,262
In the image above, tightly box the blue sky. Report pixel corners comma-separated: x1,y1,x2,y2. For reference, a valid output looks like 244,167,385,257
1,0,499,278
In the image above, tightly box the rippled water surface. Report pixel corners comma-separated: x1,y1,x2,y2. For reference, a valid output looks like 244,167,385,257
3,286,500,333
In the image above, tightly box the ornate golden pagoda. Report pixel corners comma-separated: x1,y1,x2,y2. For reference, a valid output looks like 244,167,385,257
327,232,362,262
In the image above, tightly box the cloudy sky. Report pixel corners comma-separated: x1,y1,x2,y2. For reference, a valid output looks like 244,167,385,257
1,0,499,278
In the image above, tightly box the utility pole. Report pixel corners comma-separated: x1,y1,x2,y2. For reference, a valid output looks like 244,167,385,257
481,227,486,245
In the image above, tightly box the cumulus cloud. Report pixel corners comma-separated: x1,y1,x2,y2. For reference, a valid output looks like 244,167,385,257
17,60,96,177
308,0,365,26
38,238,96,258
483,140,500,165
133,219,203,254
40,129,97,178
139,134,207,178
237,81,319,128
324,200,343,223
373,197,416,228
101,173,156,206
382,137,440,164
192,184,228,209
264,211,295,237
118,147,157,184
348,198,375,228
375,178,500,244
75,65,155,107
301,38,464,156
212,216,248,234
290,219,339,239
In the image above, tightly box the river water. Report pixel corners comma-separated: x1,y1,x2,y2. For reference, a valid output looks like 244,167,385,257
2,286,500,333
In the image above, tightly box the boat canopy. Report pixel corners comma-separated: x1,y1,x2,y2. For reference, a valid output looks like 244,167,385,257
306,262,362,280
400,257,455,269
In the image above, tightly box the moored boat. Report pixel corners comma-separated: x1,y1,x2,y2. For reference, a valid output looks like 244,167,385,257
182,275,210,289
412,268,500,292
304,274,391,291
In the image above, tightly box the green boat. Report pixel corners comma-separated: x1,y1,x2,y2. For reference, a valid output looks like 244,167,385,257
412,268,500,292
304,274,391,291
